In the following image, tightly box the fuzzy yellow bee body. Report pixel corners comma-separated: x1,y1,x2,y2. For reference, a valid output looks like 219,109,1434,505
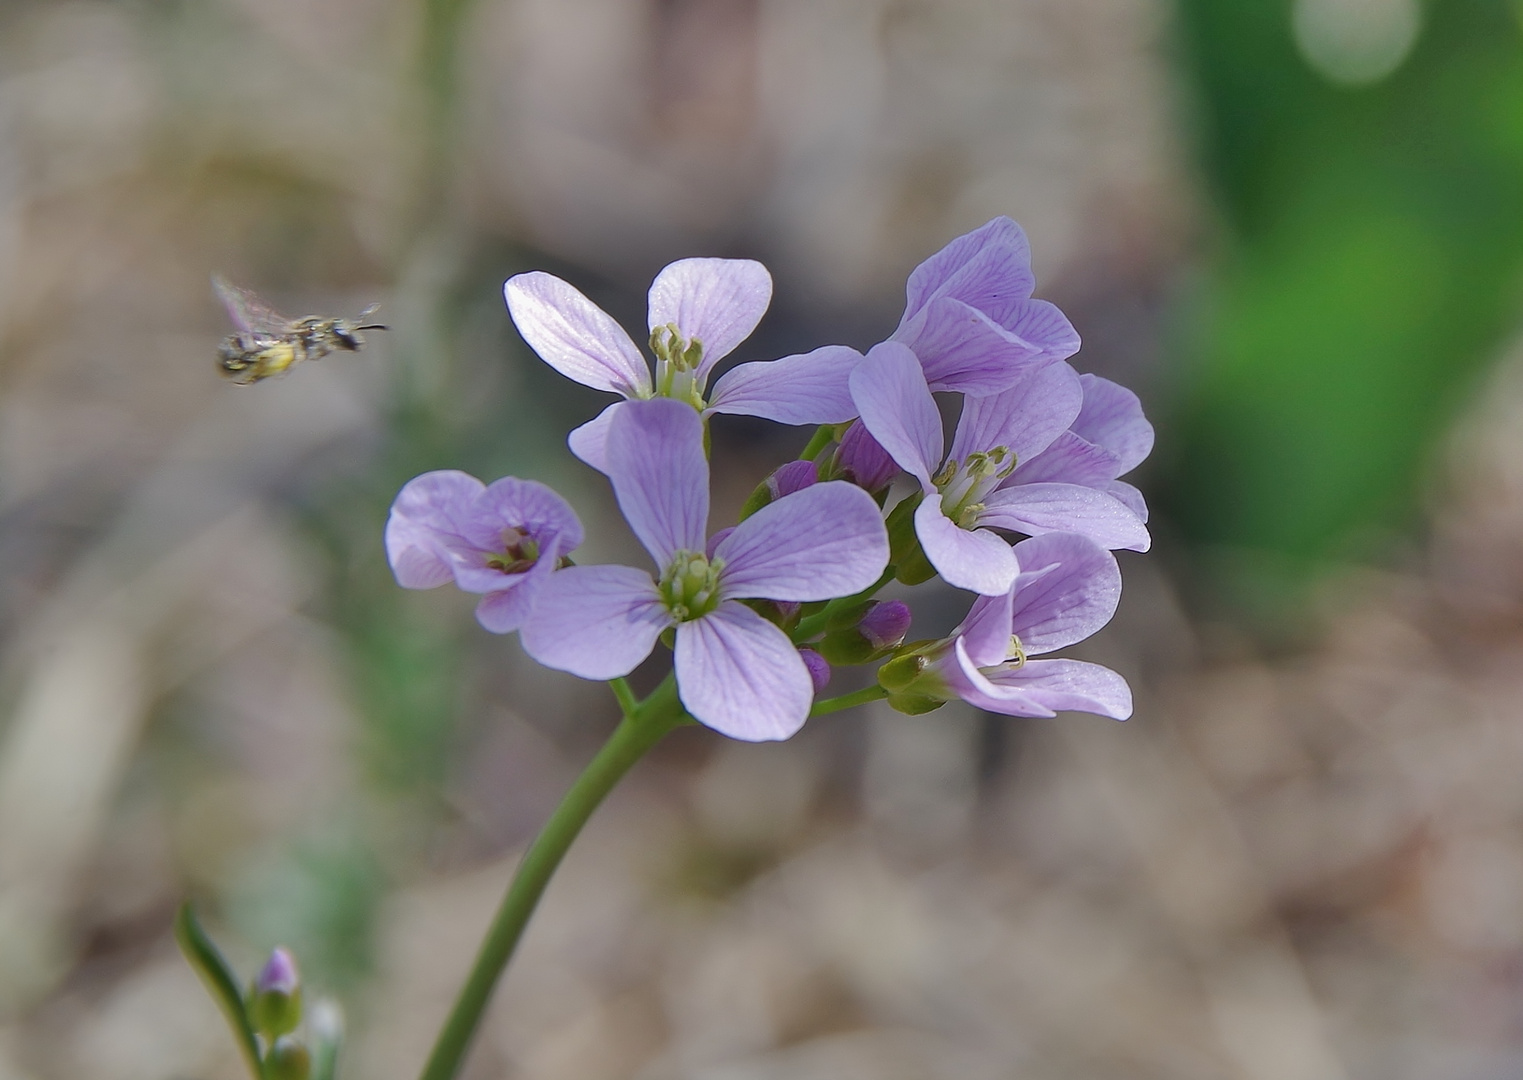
213,277,387,385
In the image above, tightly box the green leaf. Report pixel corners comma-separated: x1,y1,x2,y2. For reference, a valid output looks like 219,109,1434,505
174,903,263,1080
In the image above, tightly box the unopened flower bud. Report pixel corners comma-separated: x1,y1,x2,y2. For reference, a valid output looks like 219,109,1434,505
767,459,819,500
798,647,831,694
858,600,911,650
835,420,898,492
265,1036,312,1080
249,947,302,1039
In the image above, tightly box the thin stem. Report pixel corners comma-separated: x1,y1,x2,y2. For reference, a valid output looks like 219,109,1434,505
791,567,897,642
799,425,835,462
418,677,686,1080
810,684,887,717
609,678,638,717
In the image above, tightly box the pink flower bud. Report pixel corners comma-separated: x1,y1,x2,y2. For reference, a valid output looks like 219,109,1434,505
767,459,819,500
798,647,831,694
836,420,898,492
859,600,912,650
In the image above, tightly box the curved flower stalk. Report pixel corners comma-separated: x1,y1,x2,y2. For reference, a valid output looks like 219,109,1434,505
505,259,860,472
889,215,1082,395
520,398,890,741
385,471,584,632
882,531,1131,719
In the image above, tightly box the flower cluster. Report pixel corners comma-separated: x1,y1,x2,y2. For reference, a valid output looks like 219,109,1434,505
387,218,1151,740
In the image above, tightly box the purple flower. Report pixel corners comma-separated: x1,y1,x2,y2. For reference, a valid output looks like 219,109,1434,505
505,259,860,472
890,216,1081,395
852,345,1150,567
386,471,584,633
928,532,1131,719
520,399,890,741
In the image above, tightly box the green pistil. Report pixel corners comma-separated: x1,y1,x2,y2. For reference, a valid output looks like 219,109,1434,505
658,550,724,622
486,530,540,575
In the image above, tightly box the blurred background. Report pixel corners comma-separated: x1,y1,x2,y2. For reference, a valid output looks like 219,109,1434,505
3,0,1523,1077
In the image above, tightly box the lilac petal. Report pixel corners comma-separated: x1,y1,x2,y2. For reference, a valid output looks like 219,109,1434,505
1073,374,1154,475
1009,431,1120,487
914,496,1019,595
900,217,1033,325
849,341,943,487
949,361,1083,464
473,565,545,634
519,565,670,679
1001,299,1081,363
928,224,1040,326
607,399,709,565
648,258,772,378
385,470,486,588
706,526,735,559
955,590,1015,668
566,402,622,475
675,602,813,741
505,273,650,397
706,345,860,424
1007,532,1121,654
982,658,1132,720
898,298,1057,395
979,483,1151,552
715,481,889,601
1106,480,1149,522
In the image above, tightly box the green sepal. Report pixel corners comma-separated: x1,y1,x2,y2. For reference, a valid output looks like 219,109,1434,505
174,904,262,1080
736,480,772,522
886,692,946,715
265,1036,312,1080
877,652,927,693
824,599,873,634
659,626,676,650
885,493,936,585
248,983,302,1040
816,629,873,666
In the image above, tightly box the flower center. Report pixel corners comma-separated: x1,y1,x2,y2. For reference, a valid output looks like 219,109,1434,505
658,549,724,622
933,446,1017,528
983,634,1028,676
650,323,707,408
485,527,540,575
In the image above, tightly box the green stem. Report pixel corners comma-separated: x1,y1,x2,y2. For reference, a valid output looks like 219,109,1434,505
418,677,686,1080
792,567,897,642
609,678,638,717
810,684,888,716
799,425,836,462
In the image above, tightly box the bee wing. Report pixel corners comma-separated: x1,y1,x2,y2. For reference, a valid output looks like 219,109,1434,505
212,275,292,335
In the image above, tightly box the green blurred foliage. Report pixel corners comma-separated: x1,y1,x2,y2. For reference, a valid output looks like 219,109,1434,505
1165,0,1523,606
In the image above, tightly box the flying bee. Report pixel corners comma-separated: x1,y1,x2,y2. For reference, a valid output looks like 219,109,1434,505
213,275,388,385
